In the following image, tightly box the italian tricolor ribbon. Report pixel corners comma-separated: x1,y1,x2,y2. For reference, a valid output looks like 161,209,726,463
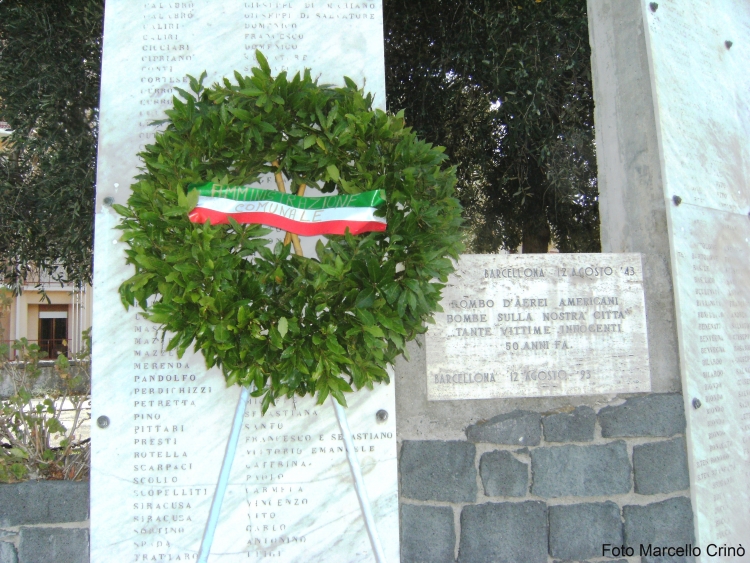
187,182,387,236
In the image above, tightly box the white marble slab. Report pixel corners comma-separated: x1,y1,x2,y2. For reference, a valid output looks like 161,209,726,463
641,0,750,547
91,2,398,562
668,205,750,547
426,254,650,400
96,0,386,211
643,0,750,215
210,387,397,562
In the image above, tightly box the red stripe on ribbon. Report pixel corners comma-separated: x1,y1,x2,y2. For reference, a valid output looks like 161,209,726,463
188,208,387,236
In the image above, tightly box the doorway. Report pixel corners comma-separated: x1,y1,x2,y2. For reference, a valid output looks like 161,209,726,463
38,306,69,358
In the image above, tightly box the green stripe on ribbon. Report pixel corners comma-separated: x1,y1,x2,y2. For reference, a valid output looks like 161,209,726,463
189,182,386,211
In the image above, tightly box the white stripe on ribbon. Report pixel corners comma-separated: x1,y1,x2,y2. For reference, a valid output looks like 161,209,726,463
195,196,386,226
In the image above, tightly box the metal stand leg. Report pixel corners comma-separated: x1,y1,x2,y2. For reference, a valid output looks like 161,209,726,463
331,396,387,563
198,385,250,563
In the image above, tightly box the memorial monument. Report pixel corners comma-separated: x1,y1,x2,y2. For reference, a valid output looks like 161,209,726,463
86,1,749,561
91,2,411,561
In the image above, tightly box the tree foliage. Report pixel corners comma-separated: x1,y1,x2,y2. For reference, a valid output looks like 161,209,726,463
384,0,600,253
0,0,103,290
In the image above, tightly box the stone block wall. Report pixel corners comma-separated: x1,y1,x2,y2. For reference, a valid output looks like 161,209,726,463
399,393,695,563
0,394,694,563
0,481,89,563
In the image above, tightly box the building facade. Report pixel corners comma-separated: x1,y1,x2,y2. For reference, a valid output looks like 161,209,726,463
1,270,92,360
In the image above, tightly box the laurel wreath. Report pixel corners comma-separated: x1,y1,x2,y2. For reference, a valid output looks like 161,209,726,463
115,52,463,412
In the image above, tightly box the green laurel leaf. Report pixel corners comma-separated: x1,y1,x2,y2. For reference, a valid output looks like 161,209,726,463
278,317,288,339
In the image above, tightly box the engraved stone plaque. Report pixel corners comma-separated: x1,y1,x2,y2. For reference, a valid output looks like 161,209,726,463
641,0,750,546
90,2,398,562
426,254,650,400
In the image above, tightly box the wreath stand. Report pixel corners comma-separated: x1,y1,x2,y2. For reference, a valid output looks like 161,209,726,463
196,166,387,563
